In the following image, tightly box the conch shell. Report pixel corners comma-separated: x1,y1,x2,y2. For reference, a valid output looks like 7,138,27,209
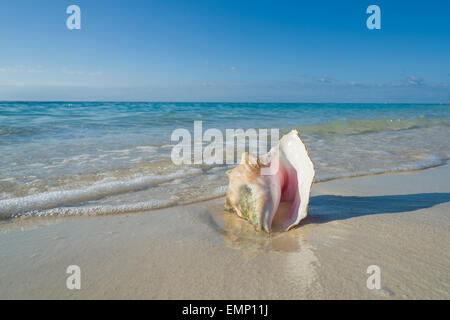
225,130,315,232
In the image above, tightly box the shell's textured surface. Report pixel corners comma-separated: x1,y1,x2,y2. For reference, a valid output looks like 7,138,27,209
225,130,315,232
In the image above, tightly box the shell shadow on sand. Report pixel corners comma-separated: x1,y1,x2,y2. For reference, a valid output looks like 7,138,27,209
202,192,450,255
303,192,450,225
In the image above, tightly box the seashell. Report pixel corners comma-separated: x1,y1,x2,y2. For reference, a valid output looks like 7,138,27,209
225,130,315,232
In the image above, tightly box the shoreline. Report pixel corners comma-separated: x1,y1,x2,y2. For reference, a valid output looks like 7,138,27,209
1,160,449,221
0,164,449,299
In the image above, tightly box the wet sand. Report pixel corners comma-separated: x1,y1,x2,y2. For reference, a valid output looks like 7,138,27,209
0,165,449,299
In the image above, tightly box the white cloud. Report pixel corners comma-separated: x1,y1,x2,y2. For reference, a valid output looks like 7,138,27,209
298,73,337,84
0,65,46,73
406,75,425,86
27,67,46,73
61,67,103,76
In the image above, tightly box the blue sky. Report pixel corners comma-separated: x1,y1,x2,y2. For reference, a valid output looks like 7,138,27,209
0,0,448,102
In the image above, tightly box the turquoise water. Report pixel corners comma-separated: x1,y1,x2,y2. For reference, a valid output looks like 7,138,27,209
0,102,449,218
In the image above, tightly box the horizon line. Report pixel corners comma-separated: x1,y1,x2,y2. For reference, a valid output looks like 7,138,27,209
0,100,448,105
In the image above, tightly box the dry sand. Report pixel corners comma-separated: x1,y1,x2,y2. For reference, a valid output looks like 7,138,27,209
0,165,449,299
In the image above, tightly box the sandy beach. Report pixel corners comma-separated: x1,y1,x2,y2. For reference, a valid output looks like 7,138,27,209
1,0,449,305
0,164,448,299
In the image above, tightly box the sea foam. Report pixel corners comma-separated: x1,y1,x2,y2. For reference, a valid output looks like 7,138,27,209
0,168,202,218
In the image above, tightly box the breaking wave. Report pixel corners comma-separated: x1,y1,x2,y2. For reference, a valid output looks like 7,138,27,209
0,168,202,218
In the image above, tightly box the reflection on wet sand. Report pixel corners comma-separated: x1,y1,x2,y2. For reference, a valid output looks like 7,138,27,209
206,200,317,251
209,210,304,254
206,202,322,296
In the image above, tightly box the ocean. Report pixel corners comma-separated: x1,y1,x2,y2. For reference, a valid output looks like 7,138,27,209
0,102,449,218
